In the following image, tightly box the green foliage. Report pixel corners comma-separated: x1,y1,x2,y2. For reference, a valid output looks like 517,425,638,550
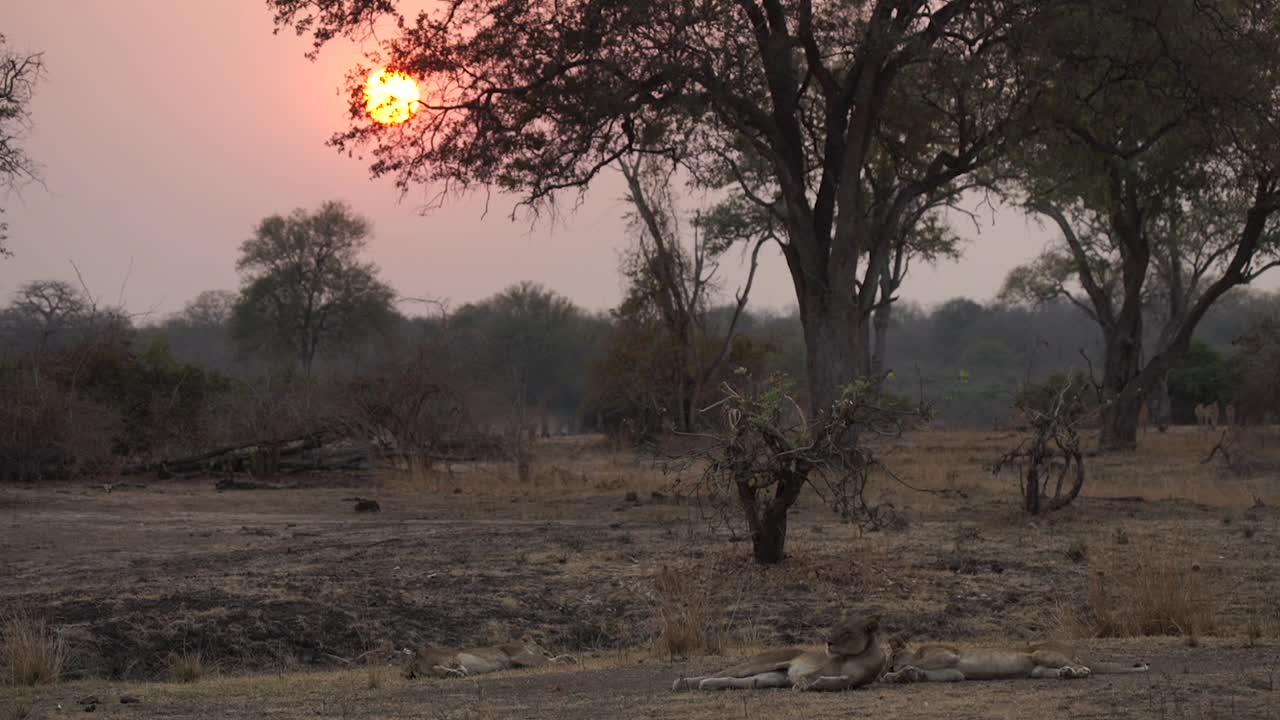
231,201,398,371
1228,318,1280,424
1168,340,1231,423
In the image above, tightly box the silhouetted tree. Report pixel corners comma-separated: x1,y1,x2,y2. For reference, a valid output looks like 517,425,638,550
0,33,44,257
231,201,397,372
270,0,1061,563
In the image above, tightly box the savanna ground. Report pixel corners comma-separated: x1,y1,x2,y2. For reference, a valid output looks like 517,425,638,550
3,428,1280,719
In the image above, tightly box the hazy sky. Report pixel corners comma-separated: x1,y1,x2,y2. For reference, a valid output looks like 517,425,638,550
1,2,1180,320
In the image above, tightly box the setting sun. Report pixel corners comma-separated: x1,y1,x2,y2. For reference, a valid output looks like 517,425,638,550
363,68,420,125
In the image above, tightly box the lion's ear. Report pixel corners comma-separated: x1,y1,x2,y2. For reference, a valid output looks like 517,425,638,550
865,619,880,633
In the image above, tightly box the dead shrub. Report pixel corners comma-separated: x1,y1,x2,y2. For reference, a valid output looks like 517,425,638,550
168,652,204,683
1,610,65,686
0,374,118,481
648,566,726,659
1085,552,1217,638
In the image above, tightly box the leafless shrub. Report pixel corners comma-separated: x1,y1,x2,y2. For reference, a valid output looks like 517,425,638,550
0,374,118,481
341,352,468,472
1,610,65,686
994,375,1088,514
673,371,928,563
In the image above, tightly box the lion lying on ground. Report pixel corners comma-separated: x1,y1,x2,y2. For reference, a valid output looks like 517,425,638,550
403,639,577,679
881,637,1149,683
671,616,886,691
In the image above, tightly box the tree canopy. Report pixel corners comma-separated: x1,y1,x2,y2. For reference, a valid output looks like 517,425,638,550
231,201,398,372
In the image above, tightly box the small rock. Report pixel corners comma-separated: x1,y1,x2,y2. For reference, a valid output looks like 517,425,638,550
77,695,99,706
120,695,141,704
624,491,639,503
354,499,381,513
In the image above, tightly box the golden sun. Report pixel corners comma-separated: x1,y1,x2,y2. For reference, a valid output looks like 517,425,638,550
363,68,421,125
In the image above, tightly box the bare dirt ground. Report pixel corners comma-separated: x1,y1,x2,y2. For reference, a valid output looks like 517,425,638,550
3,429,1280,719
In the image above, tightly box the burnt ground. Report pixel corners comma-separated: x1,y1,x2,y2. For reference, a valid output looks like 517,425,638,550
3,431,1280,718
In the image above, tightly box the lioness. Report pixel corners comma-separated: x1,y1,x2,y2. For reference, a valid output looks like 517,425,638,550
403,639,577,679
881,637,1149,683
671,616,886,691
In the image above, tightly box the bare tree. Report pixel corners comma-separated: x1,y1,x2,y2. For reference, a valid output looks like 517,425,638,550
0,34,44,257
616,156,768,431
2,280,90,357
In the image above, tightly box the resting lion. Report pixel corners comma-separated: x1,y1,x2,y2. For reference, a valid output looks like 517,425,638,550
403,639,577,679
671,616,886,691
881,637,1150,683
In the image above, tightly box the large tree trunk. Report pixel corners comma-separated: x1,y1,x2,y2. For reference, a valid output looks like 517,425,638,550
1148,369,1172,431
870,300,891,377
739,467,808,565
750,503,789,564
801,301,866,415
1099,329,1144,450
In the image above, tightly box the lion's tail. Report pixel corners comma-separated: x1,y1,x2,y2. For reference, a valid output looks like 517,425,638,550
1089,660,1151,674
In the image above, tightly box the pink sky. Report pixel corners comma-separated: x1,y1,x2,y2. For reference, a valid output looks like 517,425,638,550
1,2,1199,320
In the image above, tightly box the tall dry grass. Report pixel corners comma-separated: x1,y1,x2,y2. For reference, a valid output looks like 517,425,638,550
649,565,727,659
1084,551,1218,639
1,610,65,686
168,651,205,683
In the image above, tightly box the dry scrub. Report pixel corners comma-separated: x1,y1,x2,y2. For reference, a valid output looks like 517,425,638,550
647,565,727,659
1085,550,1218,639
1,610,64,686
168,651,205,683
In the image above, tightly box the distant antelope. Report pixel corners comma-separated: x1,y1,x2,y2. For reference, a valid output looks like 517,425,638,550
1195,402,1220,429
1137,402,1151,435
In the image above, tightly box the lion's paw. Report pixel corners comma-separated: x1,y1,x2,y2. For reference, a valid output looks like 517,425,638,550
1058,665,1091,680
882,667,927,684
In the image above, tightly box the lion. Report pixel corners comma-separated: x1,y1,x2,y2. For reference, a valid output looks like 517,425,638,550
403,639,577,679
881,637,1149,683
671,616,886,692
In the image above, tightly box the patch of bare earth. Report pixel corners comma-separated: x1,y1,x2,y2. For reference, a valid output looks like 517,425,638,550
2,431,1280,718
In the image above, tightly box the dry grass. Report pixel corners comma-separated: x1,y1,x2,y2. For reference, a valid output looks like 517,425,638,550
0,610,64,687
377,435,673,497
365,664,386,689
1085,550,1218,639
648,565,727,659
168,652,205,683
864,427,1280,509
1,696,32,720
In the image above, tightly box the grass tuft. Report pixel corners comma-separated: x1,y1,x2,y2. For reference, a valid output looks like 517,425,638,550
1086,551,1217,638
169,652,205,683
649,565,726,659
1,610,64,687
